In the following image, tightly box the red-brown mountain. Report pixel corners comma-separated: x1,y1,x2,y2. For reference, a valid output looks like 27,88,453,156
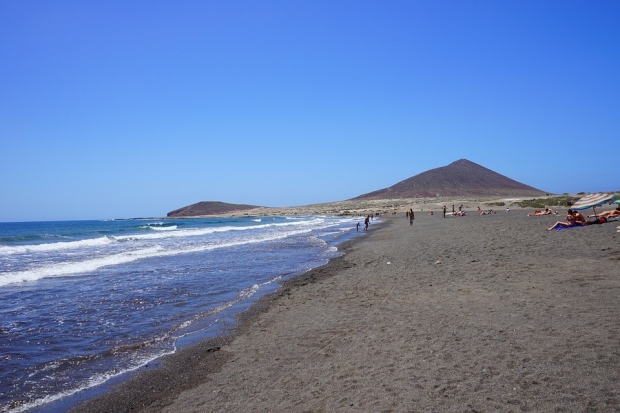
167,201,260,217
352,159,546,200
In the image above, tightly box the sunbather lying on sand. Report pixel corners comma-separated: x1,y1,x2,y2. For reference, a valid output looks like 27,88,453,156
547,209,586,230
529,208,557,216
586,216,608,225
587,206,620,218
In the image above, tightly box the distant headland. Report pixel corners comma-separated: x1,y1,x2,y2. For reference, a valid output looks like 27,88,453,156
167,201,261,218
166,159,549,218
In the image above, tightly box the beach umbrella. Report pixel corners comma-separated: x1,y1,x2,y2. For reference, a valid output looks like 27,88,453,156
571,192,616,216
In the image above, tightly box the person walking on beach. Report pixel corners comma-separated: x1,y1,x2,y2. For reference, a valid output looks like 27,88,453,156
364,215,370,231
409,209,415,226
443,205,446,218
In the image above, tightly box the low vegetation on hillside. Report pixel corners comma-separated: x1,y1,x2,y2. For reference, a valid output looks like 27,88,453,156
511,195,603,209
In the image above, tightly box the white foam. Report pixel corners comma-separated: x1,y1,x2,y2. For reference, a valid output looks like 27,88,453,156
111,219,327,242
149,225,177,231
0,217,351,287
0,246,163,287
177,320,192,329
0,227,318,287
0,219,333,258
139,223,178,231
0,237,113,256
238,284,260,299
8,347,177,413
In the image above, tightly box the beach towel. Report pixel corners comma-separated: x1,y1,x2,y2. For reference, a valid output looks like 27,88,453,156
554,224,585,231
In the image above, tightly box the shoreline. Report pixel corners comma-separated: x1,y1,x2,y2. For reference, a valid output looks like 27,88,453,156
65,220,381,413
69,208,620,411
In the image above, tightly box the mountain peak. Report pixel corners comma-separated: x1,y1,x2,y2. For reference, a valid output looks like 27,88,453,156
450,158,473,165
352,160,545,200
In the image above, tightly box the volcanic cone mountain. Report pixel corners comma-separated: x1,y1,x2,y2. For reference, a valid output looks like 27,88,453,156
353,159,546,200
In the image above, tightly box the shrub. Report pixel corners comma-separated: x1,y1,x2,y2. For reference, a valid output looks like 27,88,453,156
515,196,578,209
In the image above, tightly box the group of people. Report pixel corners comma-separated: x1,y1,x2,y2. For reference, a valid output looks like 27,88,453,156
547,209,586,230
546,206,619,230
359,204,619,232
441,205,467,217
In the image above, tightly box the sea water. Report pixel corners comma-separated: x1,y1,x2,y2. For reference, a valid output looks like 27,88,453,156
0,215,365,412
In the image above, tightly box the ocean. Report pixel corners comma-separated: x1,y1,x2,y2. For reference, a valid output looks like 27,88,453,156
0,215,365,412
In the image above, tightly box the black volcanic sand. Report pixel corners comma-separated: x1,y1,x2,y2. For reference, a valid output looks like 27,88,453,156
69,209,620,412
67,231,362,413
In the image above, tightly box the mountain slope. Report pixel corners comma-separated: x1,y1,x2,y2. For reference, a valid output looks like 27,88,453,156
353,159,546,200
167,201,260,217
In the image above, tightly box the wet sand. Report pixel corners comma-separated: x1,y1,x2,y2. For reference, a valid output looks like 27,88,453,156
70,207,620,412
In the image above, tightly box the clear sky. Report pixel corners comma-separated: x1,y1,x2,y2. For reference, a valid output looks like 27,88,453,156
1,1,619,222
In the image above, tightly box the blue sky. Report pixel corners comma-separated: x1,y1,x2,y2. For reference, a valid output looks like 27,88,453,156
1,1,619,221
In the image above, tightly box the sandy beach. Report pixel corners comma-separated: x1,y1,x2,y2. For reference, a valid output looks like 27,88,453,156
69,204,620,412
